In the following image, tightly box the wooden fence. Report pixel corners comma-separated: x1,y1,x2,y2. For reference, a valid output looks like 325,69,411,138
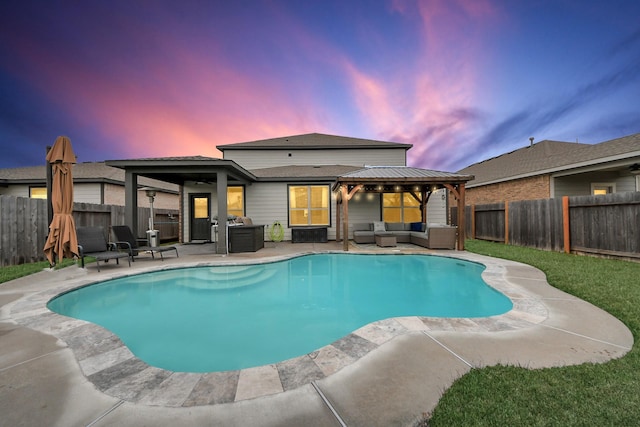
464,192,640,260
0,196,179,266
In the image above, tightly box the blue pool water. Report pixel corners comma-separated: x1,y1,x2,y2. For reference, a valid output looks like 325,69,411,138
48,254,512,372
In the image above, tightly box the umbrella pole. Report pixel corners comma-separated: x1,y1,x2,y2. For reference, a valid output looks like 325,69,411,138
46,145,53,227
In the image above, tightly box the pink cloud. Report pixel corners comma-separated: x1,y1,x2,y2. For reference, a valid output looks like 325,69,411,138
6,17,326,161
345,0,503,169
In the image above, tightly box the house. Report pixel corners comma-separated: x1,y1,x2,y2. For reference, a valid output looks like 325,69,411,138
457,132,640,205
0,161,179,209
106,133,473,252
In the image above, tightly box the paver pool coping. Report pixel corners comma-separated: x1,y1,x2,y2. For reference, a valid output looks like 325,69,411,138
6,249,633,409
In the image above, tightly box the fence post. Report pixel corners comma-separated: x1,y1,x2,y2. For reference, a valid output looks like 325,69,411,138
563,196,570,253
504,200,509,245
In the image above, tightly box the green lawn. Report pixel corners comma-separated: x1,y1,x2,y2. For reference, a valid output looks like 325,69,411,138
428,240,640,426
0,258,77,284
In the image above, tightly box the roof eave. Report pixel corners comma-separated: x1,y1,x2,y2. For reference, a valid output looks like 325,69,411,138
217,144,412,151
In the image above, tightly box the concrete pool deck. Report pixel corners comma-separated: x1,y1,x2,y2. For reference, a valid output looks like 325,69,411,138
0,242,633,427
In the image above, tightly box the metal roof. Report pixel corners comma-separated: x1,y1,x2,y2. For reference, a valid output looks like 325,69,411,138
217,133,412,151
334,166,474,190
341,166,472,180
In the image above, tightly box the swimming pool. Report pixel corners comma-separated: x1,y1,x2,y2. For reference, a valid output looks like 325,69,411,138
48,253,512,372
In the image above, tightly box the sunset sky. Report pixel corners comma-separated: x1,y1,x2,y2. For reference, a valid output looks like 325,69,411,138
1,0,639,171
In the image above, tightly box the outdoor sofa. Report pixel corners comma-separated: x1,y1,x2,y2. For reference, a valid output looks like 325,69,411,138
352,221,458,249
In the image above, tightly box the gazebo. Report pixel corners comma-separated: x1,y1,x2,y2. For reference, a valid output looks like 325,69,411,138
332,167,474,251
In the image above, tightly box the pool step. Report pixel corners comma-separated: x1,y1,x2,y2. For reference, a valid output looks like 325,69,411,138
178,265,279,290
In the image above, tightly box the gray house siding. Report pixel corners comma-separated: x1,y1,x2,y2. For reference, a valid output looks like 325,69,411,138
245,183,292,241
553,172,637,197
344,196,381,238
224,148,407,169
0,182,102,203
427,188,448,224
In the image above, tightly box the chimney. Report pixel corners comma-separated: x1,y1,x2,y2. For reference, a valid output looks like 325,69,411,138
529,137,534,147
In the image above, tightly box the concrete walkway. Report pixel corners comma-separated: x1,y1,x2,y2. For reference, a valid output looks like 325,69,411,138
0,242,633,426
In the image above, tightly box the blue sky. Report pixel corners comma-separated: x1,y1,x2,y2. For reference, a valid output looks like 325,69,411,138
1,0,638,171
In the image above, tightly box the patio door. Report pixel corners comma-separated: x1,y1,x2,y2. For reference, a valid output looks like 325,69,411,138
190,194,211,241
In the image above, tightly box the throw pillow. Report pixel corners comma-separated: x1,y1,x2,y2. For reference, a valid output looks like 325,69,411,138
373,221,386,232
410,222,422,232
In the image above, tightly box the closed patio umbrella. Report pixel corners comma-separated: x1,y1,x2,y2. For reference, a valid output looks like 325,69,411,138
43,136,79,265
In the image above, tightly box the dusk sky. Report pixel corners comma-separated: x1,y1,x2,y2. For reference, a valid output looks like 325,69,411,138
1,0,639,171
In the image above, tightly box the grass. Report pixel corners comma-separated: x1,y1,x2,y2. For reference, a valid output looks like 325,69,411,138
428,240,640,426
0,258,78,284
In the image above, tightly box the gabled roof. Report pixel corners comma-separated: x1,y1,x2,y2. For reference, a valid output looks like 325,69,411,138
217,133,412,151
0,161,179,191
458,132,640,186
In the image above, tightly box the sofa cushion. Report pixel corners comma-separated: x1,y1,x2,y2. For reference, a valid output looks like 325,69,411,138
352,223,372,231
385,222,405,231
427,222,447,228
373,221,386,232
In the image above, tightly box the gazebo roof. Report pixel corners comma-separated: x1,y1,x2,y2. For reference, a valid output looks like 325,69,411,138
333,166,474,189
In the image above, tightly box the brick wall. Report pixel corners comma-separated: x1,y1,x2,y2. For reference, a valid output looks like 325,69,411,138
465,175,550,205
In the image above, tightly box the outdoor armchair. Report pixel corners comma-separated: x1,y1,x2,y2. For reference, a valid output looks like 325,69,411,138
76,226,131,272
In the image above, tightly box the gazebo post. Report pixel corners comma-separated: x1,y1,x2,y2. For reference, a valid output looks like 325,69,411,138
341,185,349,251
458,183,466,251
335,190,341,242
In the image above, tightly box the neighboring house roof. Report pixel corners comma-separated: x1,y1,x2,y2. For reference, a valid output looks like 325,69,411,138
250,165,363,180
217,133,413,151
458,132,640,187
0,161,179,192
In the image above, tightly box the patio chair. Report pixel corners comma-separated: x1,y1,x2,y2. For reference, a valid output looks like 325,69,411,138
111,225,179,261
76,226,131,272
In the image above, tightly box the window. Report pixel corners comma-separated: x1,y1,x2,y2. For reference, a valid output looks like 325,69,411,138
382,192,421,223
591,183,615,195
227,186,245,217
193,197,209,219
30,187,47,199
289,185,330,226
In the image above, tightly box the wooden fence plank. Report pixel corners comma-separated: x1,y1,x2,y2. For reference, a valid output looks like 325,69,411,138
470,192,640,260
0,195,179,267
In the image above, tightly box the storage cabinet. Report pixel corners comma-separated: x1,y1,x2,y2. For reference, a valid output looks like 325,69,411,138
228,225,265,253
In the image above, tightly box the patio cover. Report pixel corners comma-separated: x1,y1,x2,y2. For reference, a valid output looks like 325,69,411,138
333,166,474,251
106,157,257,255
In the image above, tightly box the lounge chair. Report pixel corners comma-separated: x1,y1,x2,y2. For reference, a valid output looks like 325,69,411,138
76,226,131,272
111,225,178,261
